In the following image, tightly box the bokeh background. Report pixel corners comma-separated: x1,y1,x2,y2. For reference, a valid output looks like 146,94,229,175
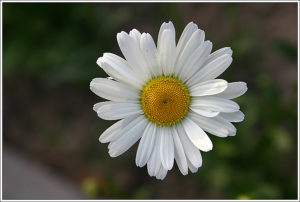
2,2,298,200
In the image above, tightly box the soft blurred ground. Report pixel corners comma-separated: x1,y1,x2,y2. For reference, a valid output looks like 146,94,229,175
3,146,85,199
2,2,298,199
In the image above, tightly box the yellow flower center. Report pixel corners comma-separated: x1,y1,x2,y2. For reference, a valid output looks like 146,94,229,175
141,76,190,126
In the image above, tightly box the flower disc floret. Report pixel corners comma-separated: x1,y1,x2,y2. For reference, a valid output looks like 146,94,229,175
141,76,190,126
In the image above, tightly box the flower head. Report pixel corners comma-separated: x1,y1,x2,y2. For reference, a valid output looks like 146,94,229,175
90,21,247,180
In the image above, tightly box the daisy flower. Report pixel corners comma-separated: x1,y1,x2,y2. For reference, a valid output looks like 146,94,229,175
90,21,247,180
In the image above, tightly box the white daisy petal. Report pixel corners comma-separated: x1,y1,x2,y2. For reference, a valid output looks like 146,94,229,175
90,78,139,102
216,116,237,136
176,22,199,59
93,102,102,112
156,165,168,180
191,96,240,113
190,107,220,118
216,82,248,99
108,116,147,157
136,122,156,167
187,54,232,86
117,31,151,81
140,33,161,77
182,117,213,152
97,54,144,88
129,29,141,43
205,47,233,65
176,124,202,168
187,158,199,173
173,127,188,175
160,127,174,170
158,29,176,76
96,101,142,120
189,112,230,138
192,112,237,137
99,115,137,143
190,79,228,97
157,21,175,51
174,29,205,76
179,40,212,82
147,133,161,177
219,111,245,122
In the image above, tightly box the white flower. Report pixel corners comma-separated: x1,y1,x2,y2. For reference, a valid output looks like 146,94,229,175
90,21,247,180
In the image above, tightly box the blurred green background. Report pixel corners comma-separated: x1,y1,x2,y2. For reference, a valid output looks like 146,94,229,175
2,2,298,199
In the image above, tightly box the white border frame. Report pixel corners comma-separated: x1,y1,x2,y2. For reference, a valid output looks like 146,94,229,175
0,0,299,201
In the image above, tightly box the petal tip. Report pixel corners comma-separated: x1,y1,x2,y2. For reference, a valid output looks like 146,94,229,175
99,136,105,143
96,57,104,66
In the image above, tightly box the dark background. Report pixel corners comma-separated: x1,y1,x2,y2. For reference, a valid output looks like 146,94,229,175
2,2,298,199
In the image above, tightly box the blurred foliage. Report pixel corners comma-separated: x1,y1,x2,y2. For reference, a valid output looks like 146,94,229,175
272,39,298,61
82,177,100,198
3,2,298,200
